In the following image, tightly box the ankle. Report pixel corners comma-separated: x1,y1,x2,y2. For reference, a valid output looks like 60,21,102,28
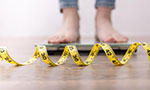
62,8,79,20
61,8,80,33
96,7,112,23
96,7,112,15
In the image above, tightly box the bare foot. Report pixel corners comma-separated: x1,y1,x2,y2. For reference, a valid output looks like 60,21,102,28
48,8,80,44
96,7,128,43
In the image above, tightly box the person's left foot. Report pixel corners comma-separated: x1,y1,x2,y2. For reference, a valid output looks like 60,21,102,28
96,7,128,43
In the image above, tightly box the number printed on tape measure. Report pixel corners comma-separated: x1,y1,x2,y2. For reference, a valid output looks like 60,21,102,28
0,42,149,66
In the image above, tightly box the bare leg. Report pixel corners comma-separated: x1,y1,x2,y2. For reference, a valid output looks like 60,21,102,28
48,8,80,44
96,7,128,43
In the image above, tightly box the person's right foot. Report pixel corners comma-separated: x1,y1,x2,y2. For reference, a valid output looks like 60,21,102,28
48,8,80,44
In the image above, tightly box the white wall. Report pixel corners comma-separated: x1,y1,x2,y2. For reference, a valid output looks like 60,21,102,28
0,0,150,37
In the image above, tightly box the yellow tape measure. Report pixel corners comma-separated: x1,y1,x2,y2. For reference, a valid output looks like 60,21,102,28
0,42,149,66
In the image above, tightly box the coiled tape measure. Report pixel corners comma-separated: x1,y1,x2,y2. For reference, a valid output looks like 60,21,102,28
0,42,149,66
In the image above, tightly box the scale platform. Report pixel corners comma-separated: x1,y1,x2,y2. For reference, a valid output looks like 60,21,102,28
36,39,136,55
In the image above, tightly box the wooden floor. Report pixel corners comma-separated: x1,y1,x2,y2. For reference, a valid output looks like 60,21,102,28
0,36,150,90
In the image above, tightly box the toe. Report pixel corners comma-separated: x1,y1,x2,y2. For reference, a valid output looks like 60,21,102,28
118,37,128,43
63,36,72,43
111,32,128,43
102,36,116,43
48,35,60,44
59,35,68,43
48,35,55,43
114,34,128,43
54,36,65,44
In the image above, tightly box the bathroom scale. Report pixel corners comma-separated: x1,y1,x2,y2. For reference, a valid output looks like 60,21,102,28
36,39,136,55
